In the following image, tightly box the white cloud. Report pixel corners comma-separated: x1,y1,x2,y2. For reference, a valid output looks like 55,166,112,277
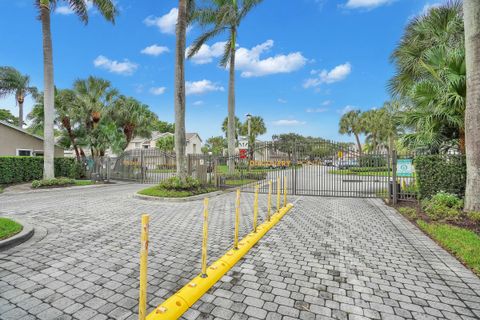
272,119,306,126
150,87,166,95
236,40,307,77
93,55,138,75
304,62,352,88
277,98,287,104
338,105,358,115
141,45,169,56
186,80,224,95
144,8,178,34
306,108,328,113
55,1,93,15
421,2,443,15
187,42,226,64
345,0,394,9
322,100,332,106
193,100,204,106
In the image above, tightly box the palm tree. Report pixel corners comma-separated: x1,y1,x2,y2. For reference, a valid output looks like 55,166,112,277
111,96,157,150
463,0,480,211
240,116,266,158
36,0,117,178
222,116,242,141
188,0,264,173
339,110,364,154
0,67,37,128
361,110,383,151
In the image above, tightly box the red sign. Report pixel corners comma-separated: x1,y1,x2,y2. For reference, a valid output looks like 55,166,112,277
239,149,247,159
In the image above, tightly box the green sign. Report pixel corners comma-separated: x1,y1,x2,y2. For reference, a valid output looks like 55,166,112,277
397,159,413,177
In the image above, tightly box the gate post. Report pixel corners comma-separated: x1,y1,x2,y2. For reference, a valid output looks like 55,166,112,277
292,142,297,195
140,149,145,184
392,150,398,205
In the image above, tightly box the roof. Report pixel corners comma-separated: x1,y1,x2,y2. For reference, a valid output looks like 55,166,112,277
186,133,202,142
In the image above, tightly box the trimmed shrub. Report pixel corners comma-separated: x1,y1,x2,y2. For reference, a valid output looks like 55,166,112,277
350,167,389,173
359,155,386,167
414,155,466,199
467,211,480,224
158,176,201,191
422,192,463,221
0,157,84,184
31,177,76,189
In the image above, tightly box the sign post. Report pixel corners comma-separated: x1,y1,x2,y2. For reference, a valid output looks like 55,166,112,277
238,140,248,160
397,159,413,177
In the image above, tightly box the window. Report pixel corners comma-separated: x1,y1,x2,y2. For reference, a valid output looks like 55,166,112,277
143,145,149,149
33,151,44,157
16,149,32,156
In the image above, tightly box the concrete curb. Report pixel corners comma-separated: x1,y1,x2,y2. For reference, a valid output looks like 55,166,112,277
134,188,236,202
1,182,122,196
0,218,34,250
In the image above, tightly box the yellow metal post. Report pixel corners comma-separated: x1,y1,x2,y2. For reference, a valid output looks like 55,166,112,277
201,198,209,278
253,184,259,232
234,189,240,250
267,180,272,221
276,177,281,212
138,214,149,320
283,175,287,208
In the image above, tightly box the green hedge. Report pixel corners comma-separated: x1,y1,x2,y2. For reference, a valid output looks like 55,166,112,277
0,157,84,184
414,155,466,199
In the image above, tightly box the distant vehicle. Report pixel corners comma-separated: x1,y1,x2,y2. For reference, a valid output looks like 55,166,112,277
324,158,334,166
336,160,359,170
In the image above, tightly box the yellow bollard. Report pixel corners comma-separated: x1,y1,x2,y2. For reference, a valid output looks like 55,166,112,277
276,177,281,212
201,198,209,278
138,214,150,320
234,189,240,250
267,180,272,221
283,175,287,208
253,184,259,232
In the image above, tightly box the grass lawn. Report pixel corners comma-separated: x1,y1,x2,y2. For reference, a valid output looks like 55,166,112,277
138,186,218,198
225,179,258,186
0,217,23,240
417,220,480,275
74,180,95,186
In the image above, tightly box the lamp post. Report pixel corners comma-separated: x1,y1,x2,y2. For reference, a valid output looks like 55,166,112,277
245,113,252,161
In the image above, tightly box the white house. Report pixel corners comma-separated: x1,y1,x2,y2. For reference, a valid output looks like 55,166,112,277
125,131,203,155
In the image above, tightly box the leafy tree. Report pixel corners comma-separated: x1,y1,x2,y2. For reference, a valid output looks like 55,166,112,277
272,133,305,160
240,116,266,158
339,110,364,154
188,0,264,173
202,136,226,155
222,116,242,141
154,120,175,133
0,67,37,128
111,96,157,150
361,110,383,151
0,109,19,125
36,0,117,178
156,135,175,152
463,0,480,211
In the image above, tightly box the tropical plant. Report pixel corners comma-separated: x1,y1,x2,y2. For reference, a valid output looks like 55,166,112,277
154,120,175,133
156,135,175,152
0,109,19,125
36,0,117,179
339,110,364,154
111,96,157,150
202,136,227,155
222,116,242,141
0,67,37,128
240,116,266,158
188,0,264,173
361,109,383,152
463,0,480,211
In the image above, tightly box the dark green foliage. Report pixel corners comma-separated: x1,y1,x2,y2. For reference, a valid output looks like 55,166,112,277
422,192,463,221
0,157,83,184
359,155,386,167
349,166,389,173
31,177,76,189
414,155,466,199
158,176,201,191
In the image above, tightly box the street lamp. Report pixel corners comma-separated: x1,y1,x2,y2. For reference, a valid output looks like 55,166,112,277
245,113,252,162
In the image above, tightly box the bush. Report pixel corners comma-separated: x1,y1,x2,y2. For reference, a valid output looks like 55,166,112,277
0,157,84,184
467,212,480,224
422,192,463,221
350,167,389,173
398,207,417,219
31,177,76,189
414,155,466,199
359,155,386,167
158,176,201,191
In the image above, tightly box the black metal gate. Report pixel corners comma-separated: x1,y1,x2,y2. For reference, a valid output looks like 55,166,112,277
219,141,391,198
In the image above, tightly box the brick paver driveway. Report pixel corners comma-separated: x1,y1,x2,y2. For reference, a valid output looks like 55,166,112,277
1,184,479,320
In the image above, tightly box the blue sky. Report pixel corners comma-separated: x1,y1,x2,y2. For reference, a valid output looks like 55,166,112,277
0,0,445,143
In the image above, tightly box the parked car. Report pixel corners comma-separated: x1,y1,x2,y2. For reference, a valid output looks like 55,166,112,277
336,160,359,170
324,158,334,166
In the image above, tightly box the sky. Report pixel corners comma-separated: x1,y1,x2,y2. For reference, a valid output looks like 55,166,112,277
0,0,446,143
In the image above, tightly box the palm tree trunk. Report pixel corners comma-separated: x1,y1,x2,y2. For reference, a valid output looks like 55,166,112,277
464,0,480,211
227,28,237,174
459,128,466,155
18,98,24,129
40,1,55,179
175,0,188,181
354,133,362,155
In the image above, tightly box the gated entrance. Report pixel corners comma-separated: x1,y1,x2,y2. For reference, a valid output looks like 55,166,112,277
220,140,392,198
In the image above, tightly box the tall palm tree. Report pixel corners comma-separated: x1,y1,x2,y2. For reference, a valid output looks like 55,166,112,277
361,110,384,151
110,96,157,150
240,116,266,158
188,0,264,173
0,67,37,128
463,0,480,211
36,0,117,178
339,110,364,155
